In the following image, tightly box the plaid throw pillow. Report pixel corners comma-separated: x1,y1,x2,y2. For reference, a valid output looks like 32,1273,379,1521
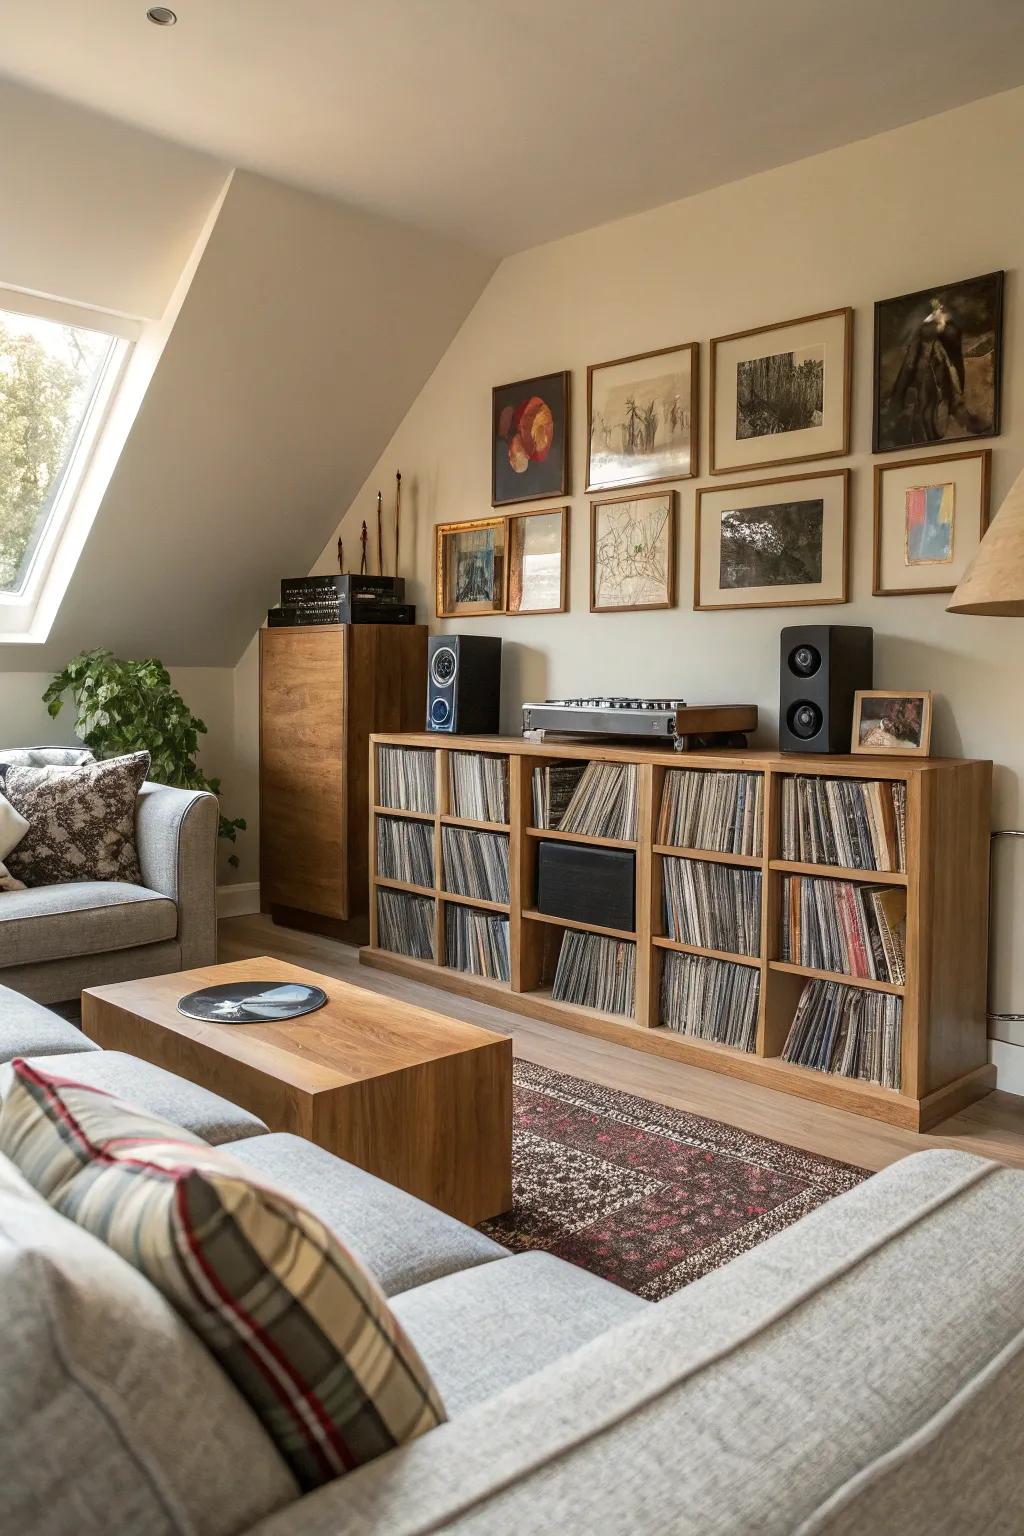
0,1059,446,1490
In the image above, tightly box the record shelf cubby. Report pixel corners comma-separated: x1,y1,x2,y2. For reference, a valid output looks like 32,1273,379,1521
361,733,993,1131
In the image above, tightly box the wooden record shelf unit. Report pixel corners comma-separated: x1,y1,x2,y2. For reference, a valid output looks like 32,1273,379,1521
361,734,994,1131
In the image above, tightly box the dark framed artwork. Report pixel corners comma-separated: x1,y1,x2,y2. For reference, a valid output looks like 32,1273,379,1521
873,271,1004,454
507,506,569,615
694,469,849,611
586,341,699,492
590,489,676,613
492,370,570,507
435,516,507,617
872,449,991,598
709,309,852,474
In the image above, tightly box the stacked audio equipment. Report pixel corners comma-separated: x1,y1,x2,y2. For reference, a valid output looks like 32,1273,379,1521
426,634,502,734
779,625,873,754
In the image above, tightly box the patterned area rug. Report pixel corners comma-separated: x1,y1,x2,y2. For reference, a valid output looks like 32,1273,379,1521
480,1059,867,1299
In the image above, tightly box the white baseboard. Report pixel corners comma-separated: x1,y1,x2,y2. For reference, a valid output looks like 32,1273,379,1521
217,882,261,919
989,1039,1024,1097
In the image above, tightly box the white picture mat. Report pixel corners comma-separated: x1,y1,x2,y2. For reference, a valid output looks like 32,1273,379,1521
877,455,986,592
697,474,846,608
713,312,848,472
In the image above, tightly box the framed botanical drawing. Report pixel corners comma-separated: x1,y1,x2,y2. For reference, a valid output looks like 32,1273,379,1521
492,370,570,507
435,516,507,617
873,271,1003,454
507,506,568,615
852,691,933,757
694,469,849,611
586,341,699,492
590,490,675,613
873,449,991,597
709,308,852,475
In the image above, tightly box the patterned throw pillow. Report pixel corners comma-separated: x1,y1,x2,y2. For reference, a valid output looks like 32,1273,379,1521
0,1060,446,1490
1,751,149,886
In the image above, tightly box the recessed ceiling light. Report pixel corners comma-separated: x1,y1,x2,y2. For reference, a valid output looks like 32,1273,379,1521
146,6,177,24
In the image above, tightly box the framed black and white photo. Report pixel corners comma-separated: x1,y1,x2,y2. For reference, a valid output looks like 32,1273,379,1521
586,342,699,492
873,271,1004,454
709,309,852,475
694,469,849,611
872,449,991,597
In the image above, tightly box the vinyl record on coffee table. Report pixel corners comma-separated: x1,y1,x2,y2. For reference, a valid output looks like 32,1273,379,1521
177,981,328,1024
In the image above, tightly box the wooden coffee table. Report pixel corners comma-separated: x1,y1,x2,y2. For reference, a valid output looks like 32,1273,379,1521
81,957,512,1225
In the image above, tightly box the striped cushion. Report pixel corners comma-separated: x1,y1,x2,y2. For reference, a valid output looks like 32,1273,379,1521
0,1058,446,1490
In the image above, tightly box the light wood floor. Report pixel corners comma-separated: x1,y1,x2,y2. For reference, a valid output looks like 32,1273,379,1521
221,913,1024,1173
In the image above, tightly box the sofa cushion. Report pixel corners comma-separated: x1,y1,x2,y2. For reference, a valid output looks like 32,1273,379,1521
0,985,101,1063
2,1061,447,1492
390,1251,648,1416
0,747,95,769
2,751,149,887
0,1151,297,1536
23,1051,268,1144
230,1132,509,1296
0,881,177,967
0,790,29,861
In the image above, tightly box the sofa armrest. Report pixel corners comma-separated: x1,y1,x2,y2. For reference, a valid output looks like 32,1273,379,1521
136,782,218,968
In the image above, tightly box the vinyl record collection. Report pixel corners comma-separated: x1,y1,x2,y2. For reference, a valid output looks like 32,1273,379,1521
533,762,638,840
780,876,907,984
551,931,636,1017
445,905,511,981
531,763,585,829
376,889,435,961
376,746,436,814
376,816,434,888
450,752,509,824
662,857,762,957
780,776,907,872
781,978,902,1090
441,827,510,905
657,770,764,857
659,951,759,1052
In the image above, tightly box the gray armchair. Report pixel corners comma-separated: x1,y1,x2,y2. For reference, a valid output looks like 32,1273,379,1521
0,756,218,1005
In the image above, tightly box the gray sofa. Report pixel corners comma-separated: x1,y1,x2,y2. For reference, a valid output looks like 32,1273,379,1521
0,748,218,1004
2,981,1022,1536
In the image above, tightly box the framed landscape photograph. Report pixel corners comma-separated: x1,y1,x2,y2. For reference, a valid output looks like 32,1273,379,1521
694,469,849,611
873,449,991,597
435,516,507,617
507,506,569,615
709,308,852,474
852,691,933,757
590,489,675,612
492,370,570,507
873,271,1003,454
586,341,699,492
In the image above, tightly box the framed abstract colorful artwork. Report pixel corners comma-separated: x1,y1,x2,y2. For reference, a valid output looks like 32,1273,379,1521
872,449,990,597
492,371,570,507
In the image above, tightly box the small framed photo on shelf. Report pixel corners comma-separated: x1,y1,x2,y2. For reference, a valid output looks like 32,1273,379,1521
492,370,570,507
586,341,699,492
507,506,568,615
851,691,933,757
435,516,507,618
872,449,991,597
694,469,849,611
590,489,675,613
709,308,852,475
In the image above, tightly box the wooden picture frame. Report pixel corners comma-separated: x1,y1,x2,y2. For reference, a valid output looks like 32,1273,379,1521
492,370,571,508
590,489,676,613
872,449,991,598
435,516,508,618
709,308,853,475
694,468,849,612
586,341,699,492
507,506,569,615
851,690,934,757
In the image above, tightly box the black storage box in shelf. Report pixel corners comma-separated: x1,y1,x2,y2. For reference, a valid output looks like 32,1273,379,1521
536,839,635,933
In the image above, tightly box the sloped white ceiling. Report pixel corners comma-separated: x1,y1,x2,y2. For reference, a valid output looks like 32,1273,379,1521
1,169,494,669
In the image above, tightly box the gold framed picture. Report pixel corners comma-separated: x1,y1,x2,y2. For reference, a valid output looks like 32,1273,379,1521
586,341,699,492
590,489,675,613
872,449,991,598
851,691,933,757
709,308,853,475
507,506,568,615
435,517,507,618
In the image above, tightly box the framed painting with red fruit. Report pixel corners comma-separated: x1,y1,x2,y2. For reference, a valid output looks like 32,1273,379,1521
492,370,570,507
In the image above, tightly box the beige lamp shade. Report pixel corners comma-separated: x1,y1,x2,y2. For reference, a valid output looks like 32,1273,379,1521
948,466,1024,615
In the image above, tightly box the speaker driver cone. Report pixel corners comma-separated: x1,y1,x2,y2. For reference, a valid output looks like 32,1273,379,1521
788,644,822,678
787,700,823,740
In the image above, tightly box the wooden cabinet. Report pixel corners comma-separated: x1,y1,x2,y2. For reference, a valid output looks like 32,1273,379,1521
259,624,427,940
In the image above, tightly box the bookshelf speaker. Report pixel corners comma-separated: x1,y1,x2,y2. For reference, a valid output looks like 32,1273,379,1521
426,634,502,734
779,625,873,754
